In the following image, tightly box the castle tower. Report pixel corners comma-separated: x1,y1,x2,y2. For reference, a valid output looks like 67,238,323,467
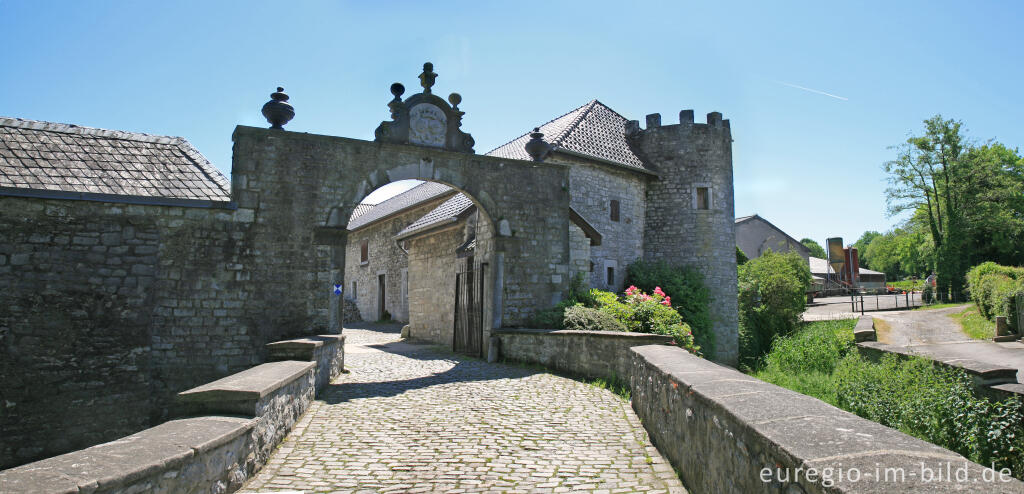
629,110,738,366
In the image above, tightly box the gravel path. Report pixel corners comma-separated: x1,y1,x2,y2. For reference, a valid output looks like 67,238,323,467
240,323,685,493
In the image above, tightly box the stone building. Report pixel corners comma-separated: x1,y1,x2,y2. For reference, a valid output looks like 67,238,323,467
735,213,811,260
346,97,739,364
0,64,738,468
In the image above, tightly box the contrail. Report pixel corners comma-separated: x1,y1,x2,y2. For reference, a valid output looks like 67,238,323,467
776,81,849,101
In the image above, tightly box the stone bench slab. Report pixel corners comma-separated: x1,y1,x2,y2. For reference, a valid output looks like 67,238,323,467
178,361,314,403
0,416,253,494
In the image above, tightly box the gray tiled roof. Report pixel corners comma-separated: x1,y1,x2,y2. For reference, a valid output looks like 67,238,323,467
0,117,230,201
347,181,455,231
486,100,648,171
395,193,474,239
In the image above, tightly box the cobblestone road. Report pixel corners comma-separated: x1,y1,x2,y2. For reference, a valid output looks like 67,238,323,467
241,323,685,493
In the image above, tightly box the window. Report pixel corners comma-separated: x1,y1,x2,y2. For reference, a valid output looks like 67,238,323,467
589,261,594,272
351,281,357,298
606,266,615,287
610,200,620,222
695,187,710,210
360,240,369,263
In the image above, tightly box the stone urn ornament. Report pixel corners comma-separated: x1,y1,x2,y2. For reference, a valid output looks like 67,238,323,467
262,87,294,130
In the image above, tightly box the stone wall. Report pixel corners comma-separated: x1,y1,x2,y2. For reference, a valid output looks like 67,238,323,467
0,330,343,494
631,112,739,365
0,196,254,469
494,328,673,380
344,194,451,322
559,157,647,292
629,345,1024,493
568,223,590,283
407,224,463,344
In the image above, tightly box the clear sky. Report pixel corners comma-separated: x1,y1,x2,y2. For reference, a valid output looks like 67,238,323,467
2,1,1021,246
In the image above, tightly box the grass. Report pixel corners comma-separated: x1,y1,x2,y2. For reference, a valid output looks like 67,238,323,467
949,304,996,340
587,373,631,401
888,280,925,291
913,302,968,311
747,318,1024,478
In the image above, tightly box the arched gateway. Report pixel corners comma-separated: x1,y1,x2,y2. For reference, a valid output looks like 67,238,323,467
232,64,572,351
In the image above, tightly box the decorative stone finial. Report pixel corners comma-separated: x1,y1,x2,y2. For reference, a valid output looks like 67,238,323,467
524,128,550,162
388,83,406,120
448,93,462,111
261,87,294,130
419,62,437,93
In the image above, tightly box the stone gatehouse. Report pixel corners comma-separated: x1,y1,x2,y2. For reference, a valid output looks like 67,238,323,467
0,63,737,468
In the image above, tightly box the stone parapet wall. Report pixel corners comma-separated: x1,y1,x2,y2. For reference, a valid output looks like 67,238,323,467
0,331,343,493
629,344,1024,493
494,328,673,382
266,334,345,393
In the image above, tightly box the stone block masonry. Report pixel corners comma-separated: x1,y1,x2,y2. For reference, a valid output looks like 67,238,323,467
632,112,739,366
0,331,342,493
0,196,255,469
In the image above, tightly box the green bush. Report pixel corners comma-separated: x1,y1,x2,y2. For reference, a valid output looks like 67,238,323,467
591,287,699,353
737,250,812,369
754,320,1024,478
736,246,749,266
529,273,596,329
625,260,714,357
835,354,1024,475
562,305,626,332
966,262,1024,331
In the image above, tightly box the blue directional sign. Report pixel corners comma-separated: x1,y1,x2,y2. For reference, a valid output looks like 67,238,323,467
333,284,343,295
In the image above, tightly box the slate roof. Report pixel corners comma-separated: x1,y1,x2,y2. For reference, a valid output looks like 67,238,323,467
0,117,230,201
347,181,455,231
395,193,475,239
486,100,649,172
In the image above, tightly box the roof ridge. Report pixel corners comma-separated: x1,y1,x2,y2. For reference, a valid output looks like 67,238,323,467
547,99,598,149
0,116,186,145
484,100,596,155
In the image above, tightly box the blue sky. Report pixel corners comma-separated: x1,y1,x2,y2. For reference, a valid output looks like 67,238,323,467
2,1,1021,246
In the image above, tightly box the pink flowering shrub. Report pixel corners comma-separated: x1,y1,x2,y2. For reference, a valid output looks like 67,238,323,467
594,286,698,354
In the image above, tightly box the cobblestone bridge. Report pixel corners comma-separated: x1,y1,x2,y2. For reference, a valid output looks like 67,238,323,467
240,324,684,493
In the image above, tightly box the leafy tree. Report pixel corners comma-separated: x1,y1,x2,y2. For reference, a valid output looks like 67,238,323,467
800,238,826,258
738,250,812,369
883,116,1024,300
852,231,881,268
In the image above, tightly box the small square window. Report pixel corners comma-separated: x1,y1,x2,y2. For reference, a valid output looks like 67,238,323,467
610,200,620,222
360,240,369,263
696,187,710,210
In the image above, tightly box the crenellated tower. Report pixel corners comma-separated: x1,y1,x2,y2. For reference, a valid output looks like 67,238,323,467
628,110,738,365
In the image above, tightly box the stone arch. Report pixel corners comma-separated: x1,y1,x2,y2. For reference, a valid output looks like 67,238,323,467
230,126,572,347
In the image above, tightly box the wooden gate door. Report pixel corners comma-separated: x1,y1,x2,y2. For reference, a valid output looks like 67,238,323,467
453,263,484,357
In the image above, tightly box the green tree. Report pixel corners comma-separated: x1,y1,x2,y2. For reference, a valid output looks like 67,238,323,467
800,238,826,258
885,116,1024,299
852,231,881,269
738,250,812,369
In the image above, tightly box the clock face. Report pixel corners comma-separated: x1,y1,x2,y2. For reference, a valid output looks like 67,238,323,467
409,103,447,148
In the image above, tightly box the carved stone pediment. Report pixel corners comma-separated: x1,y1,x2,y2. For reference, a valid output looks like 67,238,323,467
374,63,475,154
